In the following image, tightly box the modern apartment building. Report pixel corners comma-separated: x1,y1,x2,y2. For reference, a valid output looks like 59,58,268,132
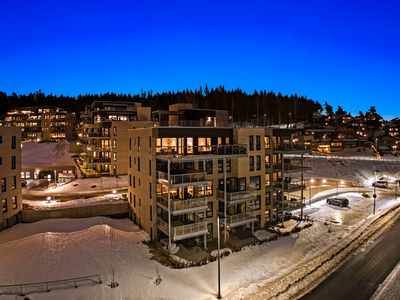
2,106,76,142
0,126,22,231
78,101,152,176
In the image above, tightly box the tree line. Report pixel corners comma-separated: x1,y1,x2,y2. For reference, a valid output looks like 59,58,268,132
0,85,323,125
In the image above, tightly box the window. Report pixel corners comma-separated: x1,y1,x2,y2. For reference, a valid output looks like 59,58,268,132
2,199,6,212
138,157,140,171
149,160,151,176
218,160,223,173
12,196,17,209
265,155,270,168
139,198,141,206
149,183,152,199
199,160,213,174
187,137,193,154
225,137,230,144
226,159,231,172
129,138,131,150
113,165,117,175
265,136,270,149
257,156,261,170
113,126,117,136
134,195,136,207
265,192,271,206
0,157,2,165
256,135,261,150
1,178,5,192
238,177,246,191
113,139,117,149
129,174,132,187
206,202,213,218
150,205,152,221
250,176,261,190
129,156,132,168
138,137,140,151
12,176,16,189
129,192,132,204
12,136,16,149
252,196,261,210
21,172,24,179
249,136,254,151
199,181,213,196
249,156,254,171
113,152,117,162
133,176,135,188
198,137,211,152
218,137,222,145
149,137,151,148
26,172,30,179
207,223,213,239
11,156,16,169
0,136,2,143
265,173,271,186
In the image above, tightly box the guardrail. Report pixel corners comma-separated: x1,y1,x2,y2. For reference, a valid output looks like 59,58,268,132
156,171,206,185
156,144,247,157
217,187,256,201
287,153,400,162
157,195,207,211
227,212,256,225
0,274,101,296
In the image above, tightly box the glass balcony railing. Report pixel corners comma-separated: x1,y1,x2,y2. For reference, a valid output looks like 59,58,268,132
217,187,256,204
156,217,208,240
157,194,208,212
226,213,256,225
273,161,312,172
274,142,311,152
156,144,247,158
156,171,206,186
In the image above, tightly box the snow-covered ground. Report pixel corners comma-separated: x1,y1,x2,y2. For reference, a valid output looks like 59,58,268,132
22,140,75,167
1,187,399,300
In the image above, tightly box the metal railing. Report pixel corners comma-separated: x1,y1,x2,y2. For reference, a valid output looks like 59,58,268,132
157,217,208,238
157,195,207,211
156,171,206,185
156,144,247,157
92,158,111,163
0,274,101,296
273,179,306,190
227,212,256,225
217,187,256,202
85,132,111,138
274,142,311,151
273,161,312,171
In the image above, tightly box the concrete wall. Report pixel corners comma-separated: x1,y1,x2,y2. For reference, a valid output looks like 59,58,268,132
21,202,130,223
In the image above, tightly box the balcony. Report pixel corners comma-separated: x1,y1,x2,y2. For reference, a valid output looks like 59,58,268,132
273,142,311,153
274,196,305,211
217,187,257,206
156,144,247,162
157,217,208,241
226,213,257,228
273,179,306,193
156,171,207,187
273,160,312,173
157,195,208,215
92,158,111,164
85,132,111,138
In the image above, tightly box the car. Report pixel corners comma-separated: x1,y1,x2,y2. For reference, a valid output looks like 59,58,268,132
373,180,388,188
326,196,349,207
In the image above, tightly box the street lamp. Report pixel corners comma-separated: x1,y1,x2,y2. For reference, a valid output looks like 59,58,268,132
217,215,225,299
373,169,380,215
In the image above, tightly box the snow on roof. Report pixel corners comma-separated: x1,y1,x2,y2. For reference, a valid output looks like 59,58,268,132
22,140,75,167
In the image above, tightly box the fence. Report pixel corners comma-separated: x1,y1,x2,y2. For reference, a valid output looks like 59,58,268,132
288,153,400,163
0,274,101,297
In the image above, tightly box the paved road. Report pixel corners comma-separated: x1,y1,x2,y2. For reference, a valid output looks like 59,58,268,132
301,216,400,300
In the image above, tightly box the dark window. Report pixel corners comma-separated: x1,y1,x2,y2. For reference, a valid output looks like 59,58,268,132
129,192,132,203
12,136,16,149
134,195,136,207
12,176,16,189
113,126,117,136
250,176,261,190
238,177,246,191
199,160,213,174
1,178,6,192
149,183,152,199
11,156,16,169
0,157,2,165
138,157,140,171
265,191,271,206
249,135,254,151
129,174,132,187
138,137,140,151
257,156,261,170
226,159,231,172
139,198,141,206
12,196,17,209
256,135,261,150
207,223,213,239
150,205,152,221
129,156,131,168
149,137,151,148
250,156,254,171
133,176,135,188
218,160,223,173
129,138,131,150
255,215,261,229
206,202,213,218
0,136,2,143
149,160,151,176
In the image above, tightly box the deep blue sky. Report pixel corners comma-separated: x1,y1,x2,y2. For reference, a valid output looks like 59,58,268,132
1,0,399,119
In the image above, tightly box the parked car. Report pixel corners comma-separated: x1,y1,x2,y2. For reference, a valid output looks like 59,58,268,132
373,180,388,188
326,196,349,207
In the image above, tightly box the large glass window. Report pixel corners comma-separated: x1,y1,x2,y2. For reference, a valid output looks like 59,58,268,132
265,155,270,168
249,156,254,171
249,136,254,151
206,202,213,218
256,136,261,150
199,181,213,196
198,137,211,152
265,136,270,149
187,137,193,154
250,176,261,190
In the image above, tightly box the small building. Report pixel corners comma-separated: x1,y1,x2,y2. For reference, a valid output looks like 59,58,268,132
311,138,344,153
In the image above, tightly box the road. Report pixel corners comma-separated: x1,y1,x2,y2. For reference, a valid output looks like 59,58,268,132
301,216,400,300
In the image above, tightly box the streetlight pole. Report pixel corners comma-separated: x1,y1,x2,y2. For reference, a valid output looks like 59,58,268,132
373,169,380,215
217,215,225,299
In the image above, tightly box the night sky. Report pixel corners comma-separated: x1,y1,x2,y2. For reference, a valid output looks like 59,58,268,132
1,0,399,119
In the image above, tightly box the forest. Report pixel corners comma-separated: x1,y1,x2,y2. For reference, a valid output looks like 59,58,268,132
0,85,323,125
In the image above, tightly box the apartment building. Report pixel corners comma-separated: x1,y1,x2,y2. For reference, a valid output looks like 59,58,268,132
0,127,22,231
78,101,152,176
2,106,76,142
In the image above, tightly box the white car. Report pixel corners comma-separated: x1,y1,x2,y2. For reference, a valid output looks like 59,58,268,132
373,180,388,188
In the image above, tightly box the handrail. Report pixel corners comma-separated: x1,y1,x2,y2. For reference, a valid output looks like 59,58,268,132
217,187,256,201
227,212,255,224
156,171,206,185
157,194,207,211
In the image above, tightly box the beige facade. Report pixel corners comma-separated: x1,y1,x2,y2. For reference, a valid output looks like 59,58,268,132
0,126,22,231
127,126,278,250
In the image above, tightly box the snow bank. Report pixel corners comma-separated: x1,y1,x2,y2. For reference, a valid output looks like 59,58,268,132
22,140,75,167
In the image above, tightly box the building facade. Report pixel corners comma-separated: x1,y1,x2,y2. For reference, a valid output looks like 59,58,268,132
0,127,22,231
2,106,76,142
